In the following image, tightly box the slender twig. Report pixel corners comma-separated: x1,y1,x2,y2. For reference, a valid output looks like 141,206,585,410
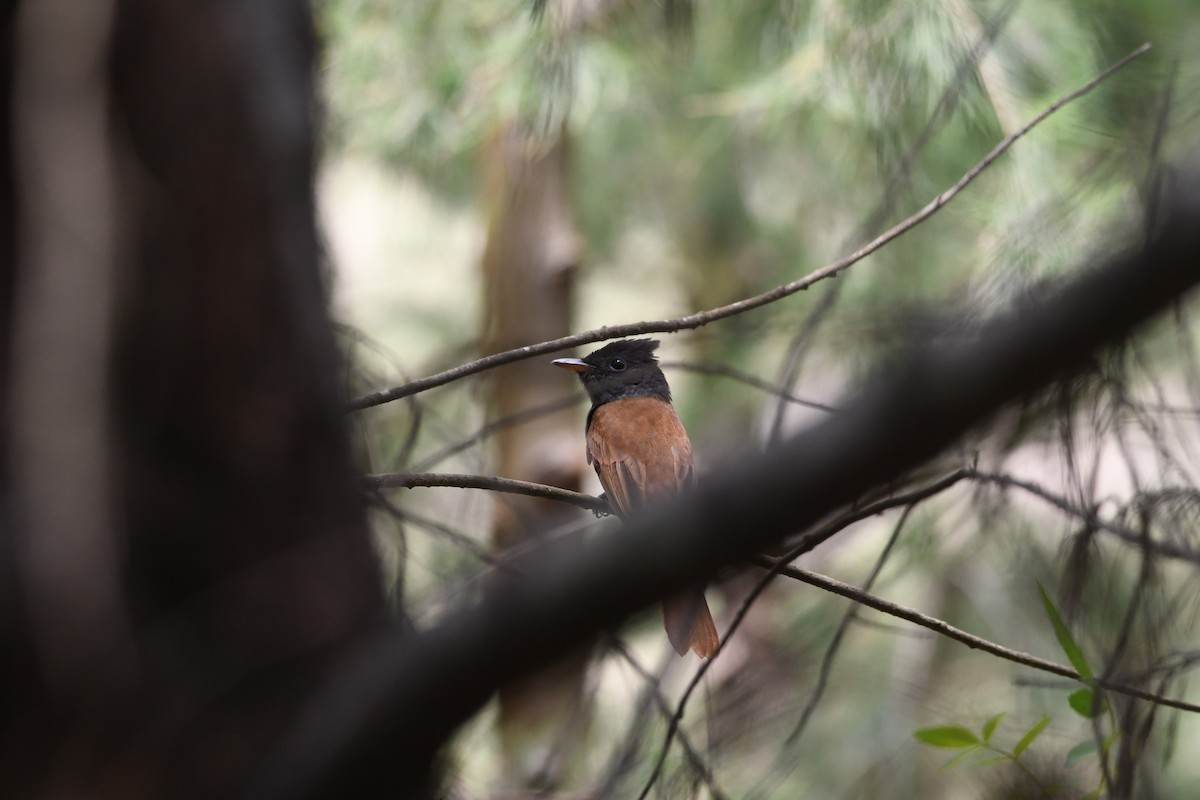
347,43,1150,412
1014,649,1200,686
371,466,968,545
851,616,935,637
753,559,1200,715
366,471,608,514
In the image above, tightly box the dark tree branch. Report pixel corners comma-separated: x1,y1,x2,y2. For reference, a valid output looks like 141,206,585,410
258,179,1200,798
347,43,1150,412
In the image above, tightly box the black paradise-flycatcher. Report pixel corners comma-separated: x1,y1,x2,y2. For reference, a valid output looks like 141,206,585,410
554,339,719,658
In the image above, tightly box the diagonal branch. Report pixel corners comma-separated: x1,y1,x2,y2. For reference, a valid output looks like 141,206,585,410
754,558,1200,715
347,43,1150,412
366,471,608,514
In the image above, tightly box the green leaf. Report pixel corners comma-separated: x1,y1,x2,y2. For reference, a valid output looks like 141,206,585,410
1069,688,1106,718
1066,738,1100,767
1037,582,1094,683
1013,715,1051,758
981,712,1005,743
915,726,981,749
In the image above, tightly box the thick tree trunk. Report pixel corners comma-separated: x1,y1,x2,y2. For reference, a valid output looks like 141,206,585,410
0,1,385,796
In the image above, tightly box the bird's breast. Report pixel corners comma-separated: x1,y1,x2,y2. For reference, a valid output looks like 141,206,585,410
585,396,695,516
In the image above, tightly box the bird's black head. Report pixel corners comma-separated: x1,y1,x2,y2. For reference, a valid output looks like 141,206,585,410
553,338,672,407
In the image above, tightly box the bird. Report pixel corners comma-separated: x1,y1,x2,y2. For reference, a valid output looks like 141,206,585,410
553,338,719,658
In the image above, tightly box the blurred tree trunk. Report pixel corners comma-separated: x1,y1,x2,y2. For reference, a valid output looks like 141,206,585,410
480,123,588,791
0,1,385,796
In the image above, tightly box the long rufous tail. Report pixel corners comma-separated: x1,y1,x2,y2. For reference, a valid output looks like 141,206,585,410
663,590,719,658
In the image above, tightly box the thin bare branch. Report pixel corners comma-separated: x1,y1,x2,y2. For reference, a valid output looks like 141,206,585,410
366,471,608,514
753,558,1200,715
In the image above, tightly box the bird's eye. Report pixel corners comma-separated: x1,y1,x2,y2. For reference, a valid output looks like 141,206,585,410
609,358,627,372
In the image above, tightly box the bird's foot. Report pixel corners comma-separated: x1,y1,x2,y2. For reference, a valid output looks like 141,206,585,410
591,492,613,518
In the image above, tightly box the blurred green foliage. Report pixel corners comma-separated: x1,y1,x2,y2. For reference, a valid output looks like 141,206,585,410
319,0,1196,281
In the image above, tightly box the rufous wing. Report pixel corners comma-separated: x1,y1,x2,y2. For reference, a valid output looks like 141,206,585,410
585,396,694,518
587,397,718,658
